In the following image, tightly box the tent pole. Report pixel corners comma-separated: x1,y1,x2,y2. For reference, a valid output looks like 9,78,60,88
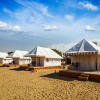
36,57,37,67
79,55,80,71
96,53,98,71
35,57,37,66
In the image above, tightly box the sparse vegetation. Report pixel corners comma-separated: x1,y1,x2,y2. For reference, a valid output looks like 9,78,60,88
52,49,62,57
93,41,98,45
8,51,13,55
63,56,71,64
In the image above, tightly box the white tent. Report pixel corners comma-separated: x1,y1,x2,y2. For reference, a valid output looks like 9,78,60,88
8,50,31,65
25,46,62,67
66,39,100,54
0,52,8,58
0,52,13,64
65,39,100,71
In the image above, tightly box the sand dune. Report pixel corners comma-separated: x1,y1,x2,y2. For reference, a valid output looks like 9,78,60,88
0,67,100,100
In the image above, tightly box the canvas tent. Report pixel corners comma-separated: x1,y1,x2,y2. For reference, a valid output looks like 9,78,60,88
8,50,31,65
25,46,62,67
65,39,100,71
0,52,13,64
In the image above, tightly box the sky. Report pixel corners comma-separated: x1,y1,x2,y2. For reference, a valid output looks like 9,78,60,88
0,0,100,52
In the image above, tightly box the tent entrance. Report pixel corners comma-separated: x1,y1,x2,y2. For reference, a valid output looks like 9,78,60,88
32,57,44,66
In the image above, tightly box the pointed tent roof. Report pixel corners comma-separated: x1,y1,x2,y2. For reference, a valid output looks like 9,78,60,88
25,46,62,59
66,39,100,54
8,50,29,58
0,52,8,58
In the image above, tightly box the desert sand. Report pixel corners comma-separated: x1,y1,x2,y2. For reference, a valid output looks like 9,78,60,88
0,67,100,100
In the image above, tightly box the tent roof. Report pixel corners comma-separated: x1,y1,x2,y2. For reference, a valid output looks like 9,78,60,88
0,52,8,58
8,50,29,58
66,39,100,54
25,46,62,59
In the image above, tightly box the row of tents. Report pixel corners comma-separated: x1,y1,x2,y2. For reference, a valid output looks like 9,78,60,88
0,46,62,67
1,39,100,71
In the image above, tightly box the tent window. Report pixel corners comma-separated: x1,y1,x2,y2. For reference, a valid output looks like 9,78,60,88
46,58,49,62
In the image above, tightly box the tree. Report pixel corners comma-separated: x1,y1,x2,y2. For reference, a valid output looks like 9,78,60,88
8,51,13,55
52,49,62,57
93,41,98,45
63,55,71,64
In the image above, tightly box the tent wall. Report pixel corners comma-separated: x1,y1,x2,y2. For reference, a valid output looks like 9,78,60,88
0,58,3,63
44,58,61,67
31,57,61,67
3,59,13,64
71,56,79,63
0,58,13,64
97,55,100,71
19,59,32,65
13,58,31,65
71,55,97,71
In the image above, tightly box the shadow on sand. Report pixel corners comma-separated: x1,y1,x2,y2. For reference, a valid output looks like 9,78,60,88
9,67,23,71
0,66,8,68
9,68,77,81
41,72,76,81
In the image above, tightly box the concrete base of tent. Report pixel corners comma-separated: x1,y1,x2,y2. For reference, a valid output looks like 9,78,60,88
0,63,3,67
59,70,100,82
30,66,63,71
8,64,20,67
3,63,9,67
20,65,63,71
0,63,10,67
19,64,29,70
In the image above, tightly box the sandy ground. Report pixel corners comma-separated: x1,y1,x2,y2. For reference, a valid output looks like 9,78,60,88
0,67,100,100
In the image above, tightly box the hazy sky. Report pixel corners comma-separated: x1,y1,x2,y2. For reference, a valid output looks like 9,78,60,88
0,0,100,52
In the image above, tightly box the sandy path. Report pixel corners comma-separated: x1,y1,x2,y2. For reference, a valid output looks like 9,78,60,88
0,67,100,100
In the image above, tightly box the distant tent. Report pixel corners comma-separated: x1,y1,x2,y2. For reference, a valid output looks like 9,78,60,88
0,52,13,64
25,46,62,67
8,50,31,65
0,52,8,58
9,50,28,58
65,39,100,71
